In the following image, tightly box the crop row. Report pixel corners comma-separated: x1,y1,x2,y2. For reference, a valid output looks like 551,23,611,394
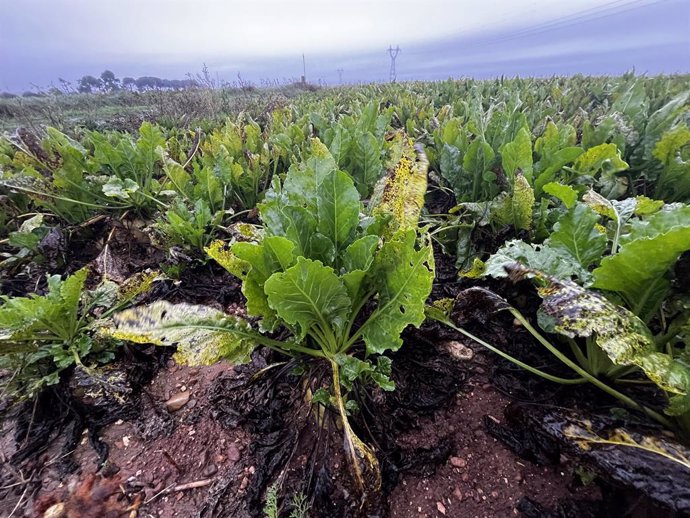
0,75,688,509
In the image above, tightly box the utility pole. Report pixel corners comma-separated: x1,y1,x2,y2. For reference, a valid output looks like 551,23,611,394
337,68,344,84
387,45,400,82
302,53,306,85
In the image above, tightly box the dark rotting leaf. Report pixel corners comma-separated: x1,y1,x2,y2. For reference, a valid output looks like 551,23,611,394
495,403,690,515
451,286,512,325
9,346,163,473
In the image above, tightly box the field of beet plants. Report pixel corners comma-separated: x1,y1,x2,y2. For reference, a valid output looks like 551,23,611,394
1,75,689,518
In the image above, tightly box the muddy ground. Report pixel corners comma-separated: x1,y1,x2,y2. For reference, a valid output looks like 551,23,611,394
1,218,687,518
1,337,605,518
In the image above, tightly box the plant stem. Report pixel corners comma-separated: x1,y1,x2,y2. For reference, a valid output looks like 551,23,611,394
566,337,590,370
436,317,588,385
509,309,674,429
137,191,169,209
329,359,373,491
342,290,375,351
6,185,113,209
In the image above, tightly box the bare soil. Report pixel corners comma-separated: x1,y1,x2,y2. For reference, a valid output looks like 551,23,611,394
2,340,601,518
389,353,599,518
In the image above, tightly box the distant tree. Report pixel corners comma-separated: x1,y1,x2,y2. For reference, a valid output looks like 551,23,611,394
77,75,102,93
100,70,120,92
135,77,148,91
0,92,18,99
135,76,163,91
22,91,43,98
122,77,136,91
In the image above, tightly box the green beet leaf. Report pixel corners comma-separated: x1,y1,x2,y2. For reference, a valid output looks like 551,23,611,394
573,143,629,198
653,125,690,202
593,204,690,319
542,182,578,209
265,257,352,341
548,203,607,269
500,127,533,184
316,169,360,260
361,230,434,355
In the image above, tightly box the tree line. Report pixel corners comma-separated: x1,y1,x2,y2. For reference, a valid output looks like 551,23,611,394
76,70,200,93
1,70,201,98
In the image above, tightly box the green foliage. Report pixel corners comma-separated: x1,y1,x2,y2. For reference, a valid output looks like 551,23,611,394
437,125,498,202
592,204,690,321
549,203,607,269
463,138,497,200
157,198,223,253
198,116,271,210
0,269,157,398
260,483,310,518
1,123,171,222
653,125,690,202
500,127,533,184
533,121,583,197
89,121,168,213
573,143,630,198
289,492,311,518
110,136,434,491
263,484,279,518
322,101,388,197
542,182,578,209
0,214,54,272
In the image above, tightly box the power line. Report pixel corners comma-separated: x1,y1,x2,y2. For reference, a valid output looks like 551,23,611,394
388,45,401,82
463,0,667,50
493,0,665,43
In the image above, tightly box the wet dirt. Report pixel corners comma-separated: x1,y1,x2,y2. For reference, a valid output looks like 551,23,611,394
387,343,600,518
2,336,600,518
2,247,686,517
20,360,247,518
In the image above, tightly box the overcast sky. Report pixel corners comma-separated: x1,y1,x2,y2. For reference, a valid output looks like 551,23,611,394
1,0,689,92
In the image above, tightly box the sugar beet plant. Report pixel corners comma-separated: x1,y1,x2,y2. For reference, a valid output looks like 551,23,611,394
0,269,158,399
109,134,434,493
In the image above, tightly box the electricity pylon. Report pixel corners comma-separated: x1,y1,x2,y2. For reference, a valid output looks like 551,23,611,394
337,68,344,84
387,45,400,82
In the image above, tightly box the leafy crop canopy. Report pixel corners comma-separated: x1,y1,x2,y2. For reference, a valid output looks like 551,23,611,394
592,203,690,315
113,133,434,363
